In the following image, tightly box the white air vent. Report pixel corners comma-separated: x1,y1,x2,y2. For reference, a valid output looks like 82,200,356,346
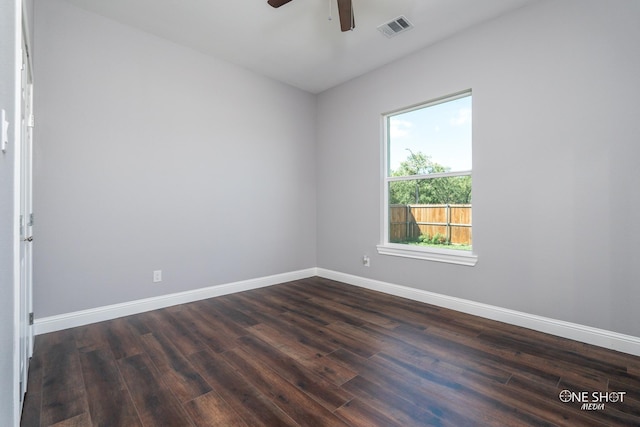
378,16,414,38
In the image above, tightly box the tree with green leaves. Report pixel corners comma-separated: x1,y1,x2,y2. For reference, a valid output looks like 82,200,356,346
389,151,471,205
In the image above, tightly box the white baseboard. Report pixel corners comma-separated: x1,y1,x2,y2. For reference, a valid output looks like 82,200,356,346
317,268,640,357
35,266,640,357
33,268,318,335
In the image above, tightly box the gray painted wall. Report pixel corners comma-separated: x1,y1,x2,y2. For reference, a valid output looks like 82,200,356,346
1,0,18,424
33,0,317,317
317,0,640,337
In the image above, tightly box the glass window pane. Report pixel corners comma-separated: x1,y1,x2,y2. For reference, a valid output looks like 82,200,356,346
388,177,472,251
389,176,472,205
388,95,471,176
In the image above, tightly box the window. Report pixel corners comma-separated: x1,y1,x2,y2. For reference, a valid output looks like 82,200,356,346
377,90,477,266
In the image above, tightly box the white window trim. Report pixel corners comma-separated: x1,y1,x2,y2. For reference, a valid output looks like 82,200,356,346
377,90,477,266
387,169,471,183
376,243,478,266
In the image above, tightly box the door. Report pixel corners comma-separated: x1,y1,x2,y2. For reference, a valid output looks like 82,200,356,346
18,29,34,408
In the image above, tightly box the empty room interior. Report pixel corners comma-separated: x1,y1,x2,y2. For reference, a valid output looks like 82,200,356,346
2,0,640,426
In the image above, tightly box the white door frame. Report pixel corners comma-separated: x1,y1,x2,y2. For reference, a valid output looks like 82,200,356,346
18,24,34,401
13,0,34,423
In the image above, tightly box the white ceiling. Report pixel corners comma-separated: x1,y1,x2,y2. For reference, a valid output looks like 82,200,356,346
62,0,536,93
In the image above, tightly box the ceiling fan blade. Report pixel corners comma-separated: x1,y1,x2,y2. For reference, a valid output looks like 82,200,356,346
337,0,355,31
267,0,293,8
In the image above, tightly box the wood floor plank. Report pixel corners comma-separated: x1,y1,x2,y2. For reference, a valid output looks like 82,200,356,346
204,297,259,328
237,288,328,324
124,313,152,336
325,347,372,375
368,353,501,426
265,285,367,327
42,328,77,345
189,300,250,338
78,348,142,427
246,322,357,385
288,277,375,305
20,338,43,427
189,301,247,341
334,398,405,427
354,354,538,427
236,334,353,411
40,382,88,426
462,371,612,427
224,291,289,319
40,334,90,426
222,346,351,426
103,317,144,360
48,413,92,427
374,349,611,427
244,308,338,356
309,296,401,329
21,278,640,426
334,340,539,426
73,321,111,354
118,353,194,427
609,375,640,402
341,374,465,427
279,310,379,358
188,349,300,427
164,304,239,354
478,327,633,387
183,391,249,427
556,369,609,393
385,323,513,383
325,320,403,355
140,309,205,357
140,332,212,403
395,321,564,387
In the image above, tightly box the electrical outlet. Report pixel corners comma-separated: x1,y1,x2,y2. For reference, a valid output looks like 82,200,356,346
153,270,162,283
363,255,370,267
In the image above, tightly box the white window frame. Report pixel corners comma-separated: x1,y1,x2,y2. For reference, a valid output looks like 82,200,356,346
377,90,478,266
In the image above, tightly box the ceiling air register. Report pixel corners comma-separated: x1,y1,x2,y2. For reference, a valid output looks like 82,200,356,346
378,16,414,38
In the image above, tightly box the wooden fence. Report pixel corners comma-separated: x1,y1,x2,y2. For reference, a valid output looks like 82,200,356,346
390,204,472,245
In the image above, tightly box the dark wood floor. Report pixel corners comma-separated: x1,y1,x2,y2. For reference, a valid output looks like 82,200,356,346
21,277,640,426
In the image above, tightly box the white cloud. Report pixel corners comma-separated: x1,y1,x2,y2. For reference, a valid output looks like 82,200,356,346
389,119,412,138
450,108,472,126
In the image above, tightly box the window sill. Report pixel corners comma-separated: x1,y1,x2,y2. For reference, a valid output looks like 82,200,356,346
376,243,478,266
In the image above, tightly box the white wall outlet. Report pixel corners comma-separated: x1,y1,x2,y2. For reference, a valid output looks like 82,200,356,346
153,270,162,283
363,255,370,267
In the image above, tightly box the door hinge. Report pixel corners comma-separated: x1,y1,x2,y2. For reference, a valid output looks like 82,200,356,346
28,213,34,226
29,312,34,325
28,114,34,128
